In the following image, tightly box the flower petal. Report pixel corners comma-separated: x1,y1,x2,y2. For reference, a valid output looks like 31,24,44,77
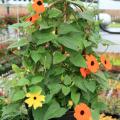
25,98,34,107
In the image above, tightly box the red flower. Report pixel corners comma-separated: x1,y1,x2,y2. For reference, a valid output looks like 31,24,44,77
74,103,91,120
26,14,39,23
32,0,45,13
100,55,112,70
80,68,90,78
86,54,99,73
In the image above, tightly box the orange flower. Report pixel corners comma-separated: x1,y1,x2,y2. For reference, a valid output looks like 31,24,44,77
86,54,99,73
32,0,45,13
74,103,91,120
100,55,112,70
80,68,90,78
26,14,40,23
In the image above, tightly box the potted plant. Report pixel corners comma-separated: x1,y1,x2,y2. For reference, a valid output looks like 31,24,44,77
99,79,120,119
1,0,113,120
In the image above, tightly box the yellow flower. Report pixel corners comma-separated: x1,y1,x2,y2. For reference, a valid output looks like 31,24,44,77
25,92,45,109
68,100,73,107
90,114,117,120
99,114,117,120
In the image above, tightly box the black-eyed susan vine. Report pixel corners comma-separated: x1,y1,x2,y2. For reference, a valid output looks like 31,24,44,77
1,0,112,120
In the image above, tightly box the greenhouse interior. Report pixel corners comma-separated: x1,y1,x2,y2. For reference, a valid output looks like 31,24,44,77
0,0,120,120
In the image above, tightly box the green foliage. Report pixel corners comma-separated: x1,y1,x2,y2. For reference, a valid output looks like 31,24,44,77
48,8,62,18
62,85,70,96
91,109,100,120
73,76,87,92
58,23,79,35
31,75,43,85
57,33,84,51
1,103,27,120
71,87,80,105
63,75,72,86
92,101,107,112
17,78,30,86
32,106,48,120
84,80,96,93
43,102,67,120
8,38,29,49
48,83,61,95
53,51,66,64
32,31,56,45
70,52,87,67
12,90,25,102
29,86,42,93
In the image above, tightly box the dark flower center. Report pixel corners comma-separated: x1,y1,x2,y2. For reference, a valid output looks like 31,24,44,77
30,17,32,21
91,61,94,66
34,97,37,100
104,60,107,64
37,1,42,6
80,110,85,115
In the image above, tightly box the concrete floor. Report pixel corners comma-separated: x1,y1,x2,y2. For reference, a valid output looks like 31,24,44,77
96,31,120,53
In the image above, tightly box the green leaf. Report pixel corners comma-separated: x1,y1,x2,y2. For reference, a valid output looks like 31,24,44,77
52,67,65,76
2,103,21,118
62,85,70,96
10,22,32,29
71,88,80,105
8,38,29,49
79,11,95,21
37,47,46,53
53,51,66,64
84,80,96,93
89,32,100,45
40,23,53,30
73,76,87,92
29,86,42,93
83,40,92,48
12,90,25,102
12,64,22,73
48,8,62,18
31,76,43,85
32,31,56,45
48,83,61,95
92,102,107,112
32,106,47,120
64,75,72,86
31,51,41,63
44,102,67,120
17,78,30,86
95,71,107,81
40,52,52,69
91,109,100,120
58,36,78,51
57,33,84,51
58,23,79,35
70,52,87,67
45,94,53,103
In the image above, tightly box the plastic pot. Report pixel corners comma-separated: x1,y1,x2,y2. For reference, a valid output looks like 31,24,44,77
51,111,75,120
